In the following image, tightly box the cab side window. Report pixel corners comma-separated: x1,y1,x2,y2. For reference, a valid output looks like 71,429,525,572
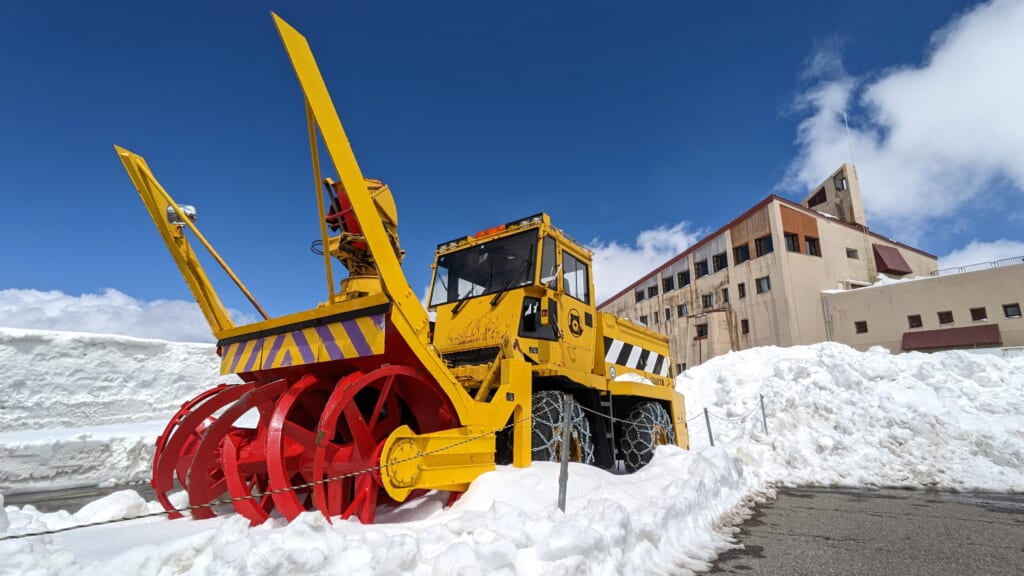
562,251,590,304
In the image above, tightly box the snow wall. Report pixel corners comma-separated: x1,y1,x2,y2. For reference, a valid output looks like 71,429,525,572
0,328,231,492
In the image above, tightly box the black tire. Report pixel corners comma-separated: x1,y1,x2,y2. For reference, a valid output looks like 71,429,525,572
620,401,675,472
528,390,595,465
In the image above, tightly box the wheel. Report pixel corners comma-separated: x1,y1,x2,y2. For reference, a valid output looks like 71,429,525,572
151,382,256,518
620,401,675,472
265,373,336,521
529,390,595,465
187,380,287,522
310,365,458,524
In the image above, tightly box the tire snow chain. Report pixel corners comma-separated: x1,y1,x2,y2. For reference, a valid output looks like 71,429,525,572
0,413,534,542
577,402,672,430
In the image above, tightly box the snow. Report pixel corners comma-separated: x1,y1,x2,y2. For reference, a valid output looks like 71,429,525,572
821,273,931,293
0,328,235,493
679,344,1024,492
2,328,1024,574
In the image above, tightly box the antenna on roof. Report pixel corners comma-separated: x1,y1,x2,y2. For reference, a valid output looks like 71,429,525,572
842,110,856,166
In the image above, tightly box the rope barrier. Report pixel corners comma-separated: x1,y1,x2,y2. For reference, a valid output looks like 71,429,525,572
706,405,759,422
1,393,772,542
0,414,533,543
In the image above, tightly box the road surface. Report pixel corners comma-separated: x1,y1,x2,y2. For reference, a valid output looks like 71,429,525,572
712,487,1024,575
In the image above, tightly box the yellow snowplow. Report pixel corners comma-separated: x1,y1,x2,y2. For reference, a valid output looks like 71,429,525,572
116,13,687,525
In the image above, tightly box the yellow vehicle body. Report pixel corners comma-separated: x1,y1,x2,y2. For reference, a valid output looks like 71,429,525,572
115,13,687,525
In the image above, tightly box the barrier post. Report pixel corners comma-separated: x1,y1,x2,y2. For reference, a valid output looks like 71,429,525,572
557,394,571,512
703,407,714,447
759,394,769,434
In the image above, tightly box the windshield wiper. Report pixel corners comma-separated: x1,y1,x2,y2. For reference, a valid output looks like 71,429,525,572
490,256,533,307
452,285,475,315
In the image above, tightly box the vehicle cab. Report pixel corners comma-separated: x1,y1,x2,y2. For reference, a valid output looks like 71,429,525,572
428,213,600,382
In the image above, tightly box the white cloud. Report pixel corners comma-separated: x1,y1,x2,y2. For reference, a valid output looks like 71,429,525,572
938,239,1024,270
588,222,701,304
0,288,256,343
783,0,1024,240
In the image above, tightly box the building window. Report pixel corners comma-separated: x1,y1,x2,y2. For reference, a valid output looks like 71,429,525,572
712,252,728,272
695,323,709,338
806,237,821,256
938,310,954,325
846,248,859,259
701,293,714,308
855,321,868,334
1005,303,1022,318
970,307,987,321
639,315,648,325
741,319,749,334
648,286,658,298
694,259,709,278
733,244,751,264
755,235,774,257
677,303,687,318
678,270,691,287
834,173,848,191
808,188,827,207
755,276,771,293
665,307,671,321
907,314,923,328
738,282,746,298
662,276,674,292
721,287,729,303
635,290,644,303
653,311,659,324
676,362,686,373
784,233,800,253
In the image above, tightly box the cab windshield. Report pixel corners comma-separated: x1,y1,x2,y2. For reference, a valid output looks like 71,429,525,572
430,230,538,307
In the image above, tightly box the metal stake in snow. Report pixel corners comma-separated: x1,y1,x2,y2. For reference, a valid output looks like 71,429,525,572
558,393,571,512
760,394,769,434
703,407,714,447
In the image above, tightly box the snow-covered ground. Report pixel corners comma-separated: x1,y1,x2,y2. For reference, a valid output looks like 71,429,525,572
2,327,1023,575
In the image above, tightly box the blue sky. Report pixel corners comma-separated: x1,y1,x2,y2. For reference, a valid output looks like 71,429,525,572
2,1,1022,339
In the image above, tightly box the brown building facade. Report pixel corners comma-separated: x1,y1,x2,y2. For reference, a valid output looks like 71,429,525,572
598,164,942,372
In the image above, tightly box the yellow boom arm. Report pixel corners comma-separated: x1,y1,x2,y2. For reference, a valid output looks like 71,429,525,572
115,146,269,337
273,14,456,397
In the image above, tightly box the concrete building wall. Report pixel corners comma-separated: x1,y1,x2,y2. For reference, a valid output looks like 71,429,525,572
825,265,1024,352
598,164,941,372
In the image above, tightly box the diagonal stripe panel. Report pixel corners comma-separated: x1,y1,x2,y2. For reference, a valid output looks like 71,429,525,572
219,313,386,374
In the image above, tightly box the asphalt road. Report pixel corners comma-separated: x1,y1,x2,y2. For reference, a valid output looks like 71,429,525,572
712,487,1024,576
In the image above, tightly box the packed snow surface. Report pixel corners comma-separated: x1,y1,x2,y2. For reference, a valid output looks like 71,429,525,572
2,327,1023,574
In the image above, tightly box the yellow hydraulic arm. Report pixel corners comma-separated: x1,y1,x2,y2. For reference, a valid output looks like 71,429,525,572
273,14,461,403
274,14,533,483
115,146,269,338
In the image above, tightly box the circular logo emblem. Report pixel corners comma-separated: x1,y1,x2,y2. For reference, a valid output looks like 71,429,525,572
568,309,583,337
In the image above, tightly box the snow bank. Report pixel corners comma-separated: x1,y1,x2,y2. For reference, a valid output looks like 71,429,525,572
0,449,769,575
677,342,1024,492
0,328,235,492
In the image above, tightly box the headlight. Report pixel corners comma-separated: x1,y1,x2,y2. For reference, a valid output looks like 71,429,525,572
167,204,197,225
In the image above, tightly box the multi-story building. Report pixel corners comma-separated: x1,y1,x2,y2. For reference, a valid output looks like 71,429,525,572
598,164,939,372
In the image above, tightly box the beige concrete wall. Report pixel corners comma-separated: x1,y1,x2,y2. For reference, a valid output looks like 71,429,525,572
825,265,1024,352
598,165,941,371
